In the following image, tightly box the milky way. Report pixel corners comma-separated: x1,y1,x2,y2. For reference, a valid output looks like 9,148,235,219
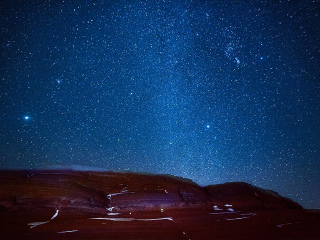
1,0,319,208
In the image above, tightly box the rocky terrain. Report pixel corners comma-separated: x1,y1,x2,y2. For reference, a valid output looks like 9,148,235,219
0,170,319,239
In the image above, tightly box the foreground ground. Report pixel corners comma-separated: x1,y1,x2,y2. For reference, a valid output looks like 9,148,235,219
1,207,320,239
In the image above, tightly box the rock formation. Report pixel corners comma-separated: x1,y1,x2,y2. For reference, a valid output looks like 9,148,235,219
2,170,319,240
0,170,302,212
205,182,302,210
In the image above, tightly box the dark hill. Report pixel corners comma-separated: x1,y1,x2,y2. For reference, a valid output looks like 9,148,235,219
0,170,301,211
2,170,320,240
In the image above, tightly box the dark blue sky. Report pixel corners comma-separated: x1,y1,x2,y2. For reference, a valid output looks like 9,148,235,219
1,0,319,209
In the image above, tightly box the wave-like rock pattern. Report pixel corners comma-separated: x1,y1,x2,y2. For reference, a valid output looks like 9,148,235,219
3,170,320,240
0,170,302,212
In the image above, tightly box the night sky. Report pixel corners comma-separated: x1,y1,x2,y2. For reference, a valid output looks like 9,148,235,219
1,0,319,209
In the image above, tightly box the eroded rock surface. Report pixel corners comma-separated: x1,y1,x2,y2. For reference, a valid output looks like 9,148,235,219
1,170,319,240
205,182,303,210
0,170,302,212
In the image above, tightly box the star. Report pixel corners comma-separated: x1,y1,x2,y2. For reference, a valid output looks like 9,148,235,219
0,0,318,209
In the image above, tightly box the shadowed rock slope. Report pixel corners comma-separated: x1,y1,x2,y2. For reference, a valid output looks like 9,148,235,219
0,170,302,212
205,182,302,210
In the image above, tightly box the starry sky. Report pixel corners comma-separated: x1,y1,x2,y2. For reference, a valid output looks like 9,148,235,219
1,0,320,209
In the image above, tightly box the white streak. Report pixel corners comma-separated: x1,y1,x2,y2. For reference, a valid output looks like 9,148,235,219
29,209,59,229
58,230,78,233
137,217,173,221
209,211,239,215
107,213,121,216
28,221,49,229
108,190,135,199
106,207,114,212
91,218,135,221
226,217,249,221
240,213,256,216
90,217,173,222
213,205,222,210
276,222,299,228
51,210,59,219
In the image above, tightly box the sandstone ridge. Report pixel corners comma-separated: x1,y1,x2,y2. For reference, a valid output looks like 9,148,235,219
0,170,302,212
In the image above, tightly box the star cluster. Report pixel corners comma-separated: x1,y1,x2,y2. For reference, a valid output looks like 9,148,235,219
1,0,319,208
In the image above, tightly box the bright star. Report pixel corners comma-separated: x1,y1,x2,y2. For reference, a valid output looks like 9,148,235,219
206,124,210,129
24,116,30,120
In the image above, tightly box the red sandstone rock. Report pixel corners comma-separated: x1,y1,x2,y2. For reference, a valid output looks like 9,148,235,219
205,182,303,210
0,170,319,240
0,170,211,211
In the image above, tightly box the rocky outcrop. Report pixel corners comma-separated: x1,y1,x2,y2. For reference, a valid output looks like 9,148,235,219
0,170,302,212
205,182,303,210
2,170,319,240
